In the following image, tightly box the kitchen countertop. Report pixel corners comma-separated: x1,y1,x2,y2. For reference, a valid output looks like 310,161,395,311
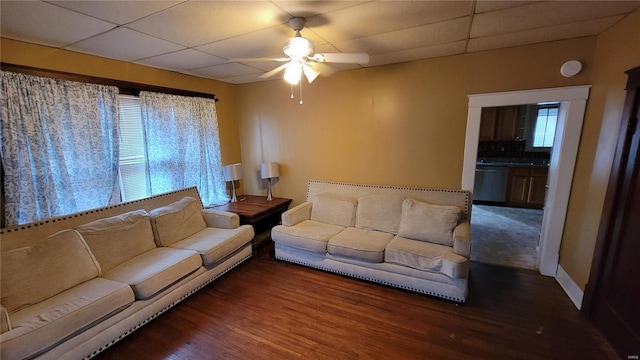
476,159,549,168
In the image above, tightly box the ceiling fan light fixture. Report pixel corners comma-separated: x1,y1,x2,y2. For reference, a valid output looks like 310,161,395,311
284,37,314,57
302,64,320,83
284,61,302,85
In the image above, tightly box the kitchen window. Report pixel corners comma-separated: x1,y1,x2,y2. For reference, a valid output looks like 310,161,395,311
532,103,559,148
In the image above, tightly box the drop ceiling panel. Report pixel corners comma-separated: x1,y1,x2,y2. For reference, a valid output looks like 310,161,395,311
196,26,300,61
51,1,183,25
334,17,469,55
368,40,467,67
183,62,262,79
468,15,623,53
471,1,640,38
0,1,114,47
66,28,184,62
474,1,539,14
308,1,473,42
272,1,367,18
135,49,226,71
127,1,286,47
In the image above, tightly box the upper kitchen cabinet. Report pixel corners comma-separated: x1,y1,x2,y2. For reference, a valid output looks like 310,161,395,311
479,105,525,141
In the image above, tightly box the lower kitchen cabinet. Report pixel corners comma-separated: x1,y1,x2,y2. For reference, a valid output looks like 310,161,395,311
507,167,548,208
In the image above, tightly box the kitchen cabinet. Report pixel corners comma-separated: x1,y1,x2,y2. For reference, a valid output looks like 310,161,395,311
507,167,548,208
479,107,497,140
480,106,524,141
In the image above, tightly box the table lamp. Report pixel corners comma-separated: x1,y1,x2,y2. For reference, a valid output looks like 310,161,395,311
260,162,280,201
222,163,243,202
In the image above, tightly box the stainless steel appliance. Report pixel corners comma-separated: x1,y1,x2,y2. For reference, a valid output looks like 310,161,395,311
474,165,509,202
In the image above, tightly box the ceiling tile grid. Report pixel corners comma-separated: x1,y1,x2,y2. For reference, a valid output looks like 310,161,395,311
1,1,639,84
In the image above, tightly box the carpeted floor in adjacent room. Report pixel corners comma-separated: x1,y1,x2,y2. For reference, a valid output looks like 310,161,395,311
470,204,543,270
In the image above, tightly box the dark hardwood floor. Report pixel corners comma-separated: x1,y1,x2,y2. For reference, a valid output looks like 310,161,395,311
95,243,617,360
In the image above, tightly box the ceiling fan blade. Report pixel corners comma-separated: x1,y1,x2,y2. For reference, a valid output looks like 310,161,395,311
259,63,288,79
230,57,290,62
313,52,370,64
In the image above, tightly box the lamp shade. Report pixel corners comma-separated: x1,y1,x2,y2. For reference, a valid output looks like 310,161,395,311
260,162,279,179
223,163,243,181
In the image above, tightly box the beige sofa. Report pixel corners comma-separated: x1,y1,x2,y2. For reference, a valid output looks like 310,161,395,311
272,180,471,302
0,187,254,360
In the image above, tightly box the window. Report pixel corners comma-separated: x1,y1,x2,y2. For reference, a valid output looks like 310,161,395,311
532,103,559,148
118,95,148,201
117,92,228,206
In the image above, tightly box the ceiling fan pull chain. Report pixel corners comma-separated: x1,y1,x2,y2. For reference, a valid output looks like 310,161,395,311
299,81,303,105
290,83,294,99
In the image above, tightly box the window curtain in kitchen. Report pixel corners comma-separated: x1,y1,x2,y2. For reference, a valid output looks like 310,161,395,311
0,71,120,225
139,91,227,206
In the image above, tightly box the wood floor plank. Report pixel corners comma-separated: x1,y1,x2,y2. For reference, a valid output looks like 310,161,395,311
94,244,617,359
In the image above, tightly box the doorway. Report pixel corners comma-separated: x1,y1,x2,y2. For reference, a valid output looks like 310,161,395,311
470,104,553,270
462,86,590,283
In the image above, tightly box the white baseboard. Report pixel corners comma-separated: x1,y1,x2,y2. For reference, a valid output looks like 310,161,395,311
555,265,584,310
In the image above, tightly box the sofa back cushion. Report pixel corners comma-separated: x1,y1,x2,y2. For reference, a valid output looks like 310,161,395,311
310,195,357,227
0,229,101,314
398,198,461,246
149,196,207,247
77,210,156,273
355,195,404,234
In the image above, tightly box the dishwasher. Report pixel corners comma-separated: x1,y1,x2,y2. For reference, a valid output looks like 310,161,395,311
474,166,509,202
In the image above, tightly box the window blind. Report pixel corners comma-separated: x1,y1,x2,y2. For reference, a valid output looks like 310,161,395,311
118,95,148,201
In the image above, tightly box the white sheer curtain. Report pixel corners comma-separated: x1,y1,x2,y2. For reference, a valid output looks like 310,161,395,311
140,91,227,206
0,71,120,225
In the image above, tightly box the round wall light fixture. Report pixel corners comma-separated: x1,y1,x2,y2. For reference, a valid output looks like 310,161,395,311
560,60,582,77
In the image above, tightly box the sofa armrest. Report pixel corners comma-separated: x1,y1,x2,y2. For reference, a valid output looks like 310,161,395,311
1,305,11,334
453,221,471,258
200,209,240,229
281,202,312,226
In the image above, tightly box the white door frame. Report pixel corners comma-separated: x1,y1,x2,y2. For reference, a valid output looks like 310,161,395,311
462,85,591,276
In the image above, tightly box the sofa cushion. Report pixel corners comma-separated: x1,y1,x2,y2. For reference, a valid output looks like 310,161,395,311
398,198,461,246
355,195,404,234
77,210,157,273
170,225,254,266
271,220,345,253
103,247,202,299
385,236,469,278
0,229,101,314
1,278,133,360
150,196,207,247
310,195,357,227
327,227,394,263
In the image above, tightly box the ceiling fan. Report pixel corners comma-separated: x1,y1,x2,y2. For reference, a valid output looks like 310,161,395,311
232,17,370,85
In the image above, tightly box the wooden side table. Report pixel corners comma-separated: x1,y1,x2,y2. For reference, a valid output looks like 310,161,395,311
212,195,292,249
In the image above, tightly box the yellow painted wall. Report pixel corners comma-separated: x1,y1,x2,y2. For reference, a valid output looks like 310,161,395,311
0,38,244,192
236,37,595,206
559,9,640,290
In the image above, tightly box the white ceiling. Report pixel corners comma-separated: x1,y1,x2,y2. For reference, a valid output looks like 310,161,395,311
2,1,639,84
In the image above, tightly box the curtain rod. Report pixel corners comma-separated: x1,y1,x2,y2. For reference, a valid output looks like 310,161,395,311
1,63,219,102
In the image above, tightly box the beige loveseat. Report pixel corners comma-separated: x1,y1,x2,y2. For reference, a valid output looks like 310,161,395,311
272,180,471,302
0,187,254,360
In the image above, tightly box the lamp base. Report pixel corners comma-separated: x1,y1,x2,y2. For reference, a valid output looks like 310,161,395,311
231,181,238,202
266,179,273,201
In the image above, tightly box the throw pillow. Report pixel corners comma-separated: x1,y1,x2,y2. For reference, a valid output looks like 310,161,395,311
310,194,357,227
355,195,404,234
398,198,461,246
149,196,207,247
